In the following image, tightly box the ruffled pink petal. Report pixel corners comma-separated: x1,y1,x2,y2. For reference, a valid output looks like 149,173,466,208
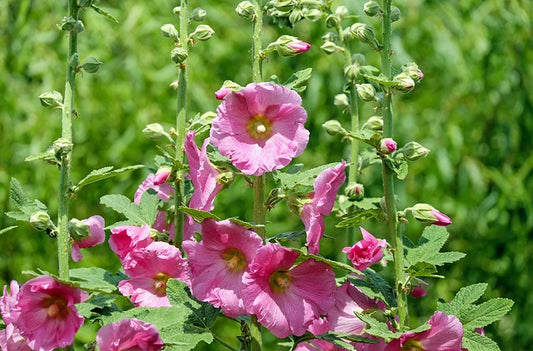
311,161,346,215
109,225,153,261
97,318,164,350
118,278,171,307
134,173,174,204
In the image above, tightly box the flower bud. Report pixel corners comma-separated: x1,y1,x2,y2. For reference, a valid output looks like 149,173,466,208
401,141,430,161
30,211,53,231
321,32,338,43
393,72,415,93
216,169,234,188
379,138,397,154
60,16,84,33
215,80,242,100
410,203,452,226
170,47,188,64
352,53,366,65
350,23,380,50
191,24,215,41
325,14,340,28
410,279,428,298
335,6,349,19
270,35,311,56
363,1,382,17
39,91,63,108
303,8,323,22
190,7,207,22
81,56,102,74
322,120,346,136
69,53,80,69
391,6,401,22
402,62,424,82
289,9,304,25
361,116,383,131
344,63,360,81
236,1,255,20
334,94,350,109
68,218,90,241
53,137,73,157
160,24,179,40
345,182,365,201
320,41,343,55
143,123,169,141
172,6,181,14
356,83,376,102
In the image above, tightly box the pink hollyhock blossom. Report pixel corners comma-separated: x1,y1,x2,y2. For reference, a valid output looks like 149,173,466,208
109,225,153,261
411,279,429,298
211,82,309,176
96,318,164,350
430,209,452,226
0,323,32,351
385,311,463,351
411,203,452,227
342,227,387,271
215,87,231,100
118,241,190,307
294,318,345,351
152,210,175,241
380,138,397,153
301,161,346,254
183,219,262,317
242,243,336,338
1,280,20,325
134,172,174,204
13,275,88,351
71,215,105,262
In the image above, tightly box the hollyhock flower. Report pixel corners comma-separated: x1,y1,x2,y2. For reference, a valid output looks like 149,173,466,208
411,279,429,298
152,210,175,240
13,275,88,351
270,35,311,56
183,219,262,317
0,324,31,351
109,225,153,261
215,87,231,100
71,215,105,262
410,203,452,227
380,138,397,154
134,171,174,204
96,318,164,350
1,280,20,325
294,318,345,351
342,227,387,271
210,82,309,176
118,241,190,307
242,243,336,338
300,161,346,254
430,209,452,226
385,311,463,351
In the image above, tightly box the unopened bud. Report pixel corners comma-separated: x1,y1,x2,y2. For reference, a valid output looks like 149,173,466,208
39,91,63,108
345,183,365,201
344,63,360,81
334,94,350,109
270,35,311,56
350,23,380,50
322,120,346,136
362,116,383,131
393,72,415,93
60,16,84,33
191,24,215,41
335,6,349,19
190,7,207,22
321,32,338,43
215,80,242,100
402,63,424,82
401,141,430,161
160,24,179,40
320,41,343,55
30,211,52,231
172,7,181,14
379,138,397,154
170,47,188,64
391,6,401,22
288,9,304,25
356,83,376,102
236,1,255,20
81,56,102,74
303,8,323,22
143,123,169,141
364,1,382,17
325,14,340,28
68,218,90,241
53,138,73,157
410,203,452,226
352,53,366,65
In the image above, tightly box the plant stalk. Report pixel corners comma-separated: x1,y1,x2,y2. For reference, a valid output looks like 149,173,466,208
380,0,407,328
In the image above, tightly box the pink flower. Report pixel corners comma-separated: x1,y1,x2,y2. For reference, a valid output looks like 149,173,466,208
385,311,464,351
215,87,231,100
271,35,311,56
183,219,262,317
301,161,346,254
288,40,311,54
134,172,174,204
430,209,452,226
1,280,20,325
118,242,190,307
109,225,153,261
242,243,336,338
410,203,452,227
380,138,397,153
12,275,88,351
71,215,105,262
410,279,429,298
96,318,164,350
210,82,309,176
342,227,387,271
0,323,31,351
152,210,175,241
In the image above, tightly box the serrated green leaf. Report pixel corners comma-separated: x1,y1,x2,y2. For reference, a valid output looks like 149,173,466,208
437,283,488,315
384,158,409,180
406,261,440,278
317,331,377,345
67,267,127,294
405,226,464,268
178,207,221,221
460,298,514,329
430,251,466,265
167,279,219,329
283,68,312,93
8,178,48,222
100,193,159,226
0,226,17,235
293,248,358,274
5,211,28,221
354,312,401,340
75,165,144,192
336,209,383,228
76,294,120,318
273,162,340,191
90,4,119,23
462,330,501,351
228,217,263,230
268,230,306,242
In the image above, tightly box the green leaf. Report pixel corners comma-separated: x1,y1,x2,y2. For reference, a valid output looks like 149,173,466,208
268,230,306,242
293,248,358,274
75,165,144,192
100,192,159,226
460,298,514,329
0,226,17,235
7,178,48,222
404,226,465,267
348,269,396,308
437,283,488,316
346,129,382,148
406,262,441,278
354,312,401,340
384,157,408,180
178,207,221,222
67,267,127,294
336,209,383,228
273,162,340,191
283,68,312,93
76,294,120,319
317,332,377,346
462,330,501,351
90,4,119,23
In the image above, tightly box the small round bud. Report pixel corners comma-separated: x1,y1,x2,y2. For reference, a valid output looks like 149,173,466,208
53,137,73,157
191,24,215,41
401,141,430,161
345,183,365,201
39,91,63,108
143,123,168,141
81,56,102,74
170,47,188,64
335,6,349,19
30,211,52,231
69,53,80,69
269,35,311,56
362,116,383,131
60,16,84,33
303,8,323,22
356,83,376,102
344,63,360,82
391,6,401,22
236,1,255,20
161,23,179,40
402,62,424,82
325,14,340,28
379,138,397,154
321,32,338,43
393,72,416,93
322,120,346,136
350,23,380,50
364,1,382,17
352,53,366,65
172,7,181,14
334,94,350,109
190,7,207,22
320,41,343,55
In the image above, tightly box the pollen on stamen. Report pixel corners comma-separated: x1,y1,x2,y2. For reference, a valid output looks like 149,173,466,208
256,124,267,134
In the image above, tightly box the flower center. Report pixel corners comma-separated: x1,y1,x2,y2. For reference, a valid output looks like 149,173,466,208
221,248,247,272
247,115,272,139
402,340,424,351
269,270,292,293
153,272,171,296
41,295,69,319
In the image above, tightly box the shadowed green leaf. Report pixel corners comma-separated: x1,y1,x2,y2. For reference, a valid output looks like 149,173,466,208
75,165,144,192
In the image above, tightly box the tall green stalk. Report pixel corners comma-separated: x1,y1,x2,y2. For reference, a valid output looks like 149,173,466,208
380,0,407,328
174,0,188,247
57,0,79,280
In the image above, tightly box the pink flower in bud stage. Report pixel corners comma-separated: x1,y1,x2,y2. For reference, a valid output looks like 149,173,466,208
380,138,397,154
96,318,164,350
71,215,105,262
118,241,190,307
288,40,311,54
11,275,88,351
210,82,309,176
242,243,336,338
134,172,174,204
215,87,231,100
385,311,463,351
300,161,346,254
109,225,153,261
342,227,387,271
430,209,452,226
183,219,262,317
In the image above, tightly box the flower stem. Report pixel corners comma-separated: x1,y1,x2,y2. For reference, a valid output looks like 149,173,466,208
174,0,188,248
253,175,266,241
380,0,407,328
57,0,79,280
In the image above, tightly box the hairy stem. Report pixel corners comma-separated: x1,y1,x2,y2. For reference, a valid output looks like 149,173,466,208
174,0,188,247
380,0,407,328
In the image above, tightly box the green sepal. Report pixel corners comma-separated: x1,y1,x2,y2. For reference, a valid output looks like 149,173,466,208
384,157,408,180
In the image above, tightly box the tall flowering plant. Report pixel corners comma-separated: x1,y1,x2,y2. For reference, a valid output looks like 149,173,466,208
1,1,513,351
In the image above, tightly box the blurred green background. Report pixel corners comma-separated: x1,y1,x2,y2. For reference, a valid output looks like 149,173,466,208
0,0,531,349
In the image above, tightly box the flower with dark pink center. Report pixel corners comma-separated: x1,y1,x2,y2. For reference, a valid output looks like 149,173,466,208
96,318,164,350
342,227,387,271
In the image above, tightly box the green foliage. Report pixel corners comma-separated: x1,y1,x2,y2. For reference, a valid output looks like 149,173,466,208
348,268,396,308
74,165,144,192
6,178,48,222
404,226,465,268
273,162,340,192
100,191,159,227
282,67,313,93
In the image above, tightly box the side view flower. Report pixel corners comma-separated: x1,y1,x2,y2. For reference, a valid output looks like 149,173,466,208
96,318,164,351
70,215,105,262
